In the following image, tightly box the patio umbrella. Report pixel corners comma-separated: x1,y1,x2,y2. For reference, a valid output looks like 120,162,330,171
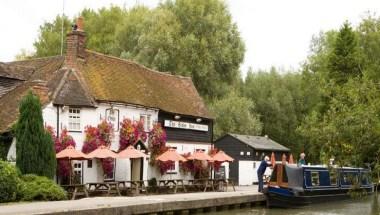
86,145,119,159
156,148,187,179
188,150,213,161
156,148,187,162
270,152,276,168
56,145,88,160
118,145,146,159
211,150,234,162
211,150,233,180
188,150,213,179
56,145,88,184
86,145,118,181
289,154,294,164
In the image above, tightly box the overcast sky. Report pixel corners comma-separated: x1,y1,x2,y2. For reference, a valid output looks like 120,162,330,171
1,0,380,77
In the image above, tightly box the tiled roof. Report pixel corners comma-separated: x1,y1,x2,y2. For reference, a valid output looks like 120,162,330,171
0,50,211,132
53,71,95,107
0,56,65,133
79,50,211,118
229,133,290,152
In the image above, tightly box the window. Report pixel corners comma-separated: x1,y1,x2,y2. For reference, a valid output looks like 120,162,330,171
73,161,82,184
361,172,370,185
68,108,81,131
247,152,251,156
240,151,244,156
311,172,320,186
87,160,92,168
330,170,337,185
140,114,152,131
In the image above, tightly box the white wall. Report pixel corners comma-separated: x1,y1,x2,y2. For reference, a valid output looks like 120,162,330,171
148,141,212,181
42,102,158,183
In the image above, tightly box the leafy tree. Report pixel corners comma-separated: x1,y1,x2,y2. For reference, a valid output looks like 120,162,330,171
327,22,362,84
81,6,127,55
29,2,244,99
15,91,56,178
33,15,71,57
210,91,262,139
242,68,312,154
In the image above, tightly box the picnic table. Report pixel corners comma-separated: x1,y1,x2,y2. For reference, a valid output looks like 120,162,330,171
61,184,89,200
158,179,187,193
213,178,236,192
118,180,148,195
87,182,121,196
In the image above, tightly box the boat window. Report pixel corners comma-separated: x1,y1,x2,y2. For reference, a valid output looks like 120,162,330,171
340,172,359,186
270,166,277,182
282,165,288,183
361,172,370,185
311,172,319,186
330,170,337,185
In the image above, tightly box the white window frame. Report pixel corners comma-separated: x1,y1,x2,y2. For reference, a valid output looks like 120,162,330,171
140,114,152,131
68,108,81,131
167,146,178,174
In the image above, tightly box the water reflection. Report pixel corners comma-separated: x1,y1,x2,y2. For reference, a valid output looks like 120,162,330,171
208,195,380,215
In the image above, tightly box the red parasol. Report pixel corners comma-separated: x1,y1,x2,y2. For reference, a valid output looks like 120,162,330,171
188,150,213,161
118,145,146,159
211,150,234,162
86,145,118,159
156,148,187,162
56,145,88,160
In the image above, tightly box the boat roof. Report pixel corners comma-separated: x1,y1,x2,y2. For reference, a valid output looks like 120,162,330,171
280,163,369,171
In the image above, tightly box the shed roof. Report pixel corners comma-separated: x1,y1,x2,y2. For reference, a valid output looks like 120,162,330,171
227,133,290,152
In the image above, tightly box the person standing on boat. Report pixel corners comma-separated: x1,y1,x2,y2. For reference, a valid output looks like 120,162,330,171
298,152,306,166
257,155,270,192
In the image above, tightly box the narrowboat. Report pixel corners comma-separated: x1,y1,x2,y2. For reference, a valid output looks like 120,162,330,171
265,163,374,208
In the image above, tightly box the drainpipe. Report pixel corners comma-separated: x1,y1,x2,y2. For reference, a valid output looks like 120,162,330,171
56,105,60,137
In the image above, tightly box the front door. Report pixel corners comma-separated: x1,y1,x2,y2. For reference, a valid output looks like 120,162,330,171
131,158,143,181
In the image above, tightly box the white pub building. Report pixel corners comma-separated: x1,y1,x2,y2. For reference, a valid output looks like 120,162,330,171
1,18,218,183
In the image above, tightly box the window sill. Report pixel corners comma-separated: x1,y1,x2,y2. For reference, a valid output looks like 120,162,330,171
68,130,82,133
166,172,178,175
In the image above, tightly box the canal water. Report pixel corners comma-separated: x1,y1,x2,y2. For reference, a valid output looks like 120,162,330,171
208,194,380,215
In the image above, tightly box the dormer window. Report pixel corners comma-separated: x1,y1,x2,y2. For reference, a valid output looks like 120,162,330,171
68,108,81,131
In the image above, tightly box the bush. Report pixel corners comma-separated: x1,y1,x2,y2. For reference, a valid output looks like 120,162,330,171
0,161,20,202
18,174,67,201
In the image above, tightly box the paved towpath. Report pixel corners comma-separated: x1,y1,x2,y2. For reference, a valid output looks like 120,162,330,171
0,186,264,215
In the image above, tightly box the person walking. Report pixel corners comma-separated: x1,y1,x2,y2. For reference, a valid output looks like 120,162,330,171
257,155,270,192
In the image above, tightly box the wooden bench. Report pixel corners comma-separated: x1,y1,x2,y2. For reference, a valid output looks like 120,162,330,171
61,184,89,200
87,182,121,196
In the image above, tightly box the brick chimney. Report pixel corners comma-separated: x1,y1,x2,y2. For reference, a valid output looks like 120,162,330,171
65,17,86,68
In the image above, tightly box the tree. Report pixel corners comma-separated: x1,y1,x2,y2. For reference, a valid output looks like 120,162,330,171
33,15,71,57
327,22,362,84
15,91,56,178
29,2,245,99
81,6,127,55
242,68,311,154
210,91,262,139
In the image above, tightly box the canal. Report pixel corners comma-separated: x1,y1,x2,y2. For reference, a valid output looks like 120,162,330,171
208,194,380,215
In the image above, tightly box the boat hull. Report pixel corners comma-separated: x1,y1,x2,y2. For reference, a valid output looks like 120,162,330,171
266,187,373,208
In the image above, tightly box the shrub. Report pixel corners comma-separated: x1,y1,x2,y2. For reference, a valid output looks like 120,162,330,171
18,174,67,201
0,161,20,202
